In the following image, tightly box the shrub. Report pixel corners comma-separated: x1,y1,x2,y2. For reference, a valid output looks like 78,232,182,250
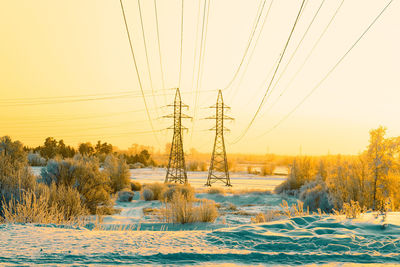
165,192,195,224
342,200,361,219
2,190,61,224
40,157,113,214
103,154,130,193
142,188,155,201
299,179,333,212
162,192,195,224
279,200,309,218
261,163,276,176
117,189,134,202
163,184,195,202
1,187,85,224
187,161,199,171
141,183,167,201
251,210,282,224
275,157,317,194
195,199,218,222
27,152,46,166
130,181,142,191
251,213,266,223
47,183,88,221
0,136,37,217
161,191,219,224
40,159,75,186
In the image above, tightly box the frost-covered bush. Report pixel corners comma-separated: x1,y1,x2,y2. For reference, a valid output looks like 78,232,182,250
0,136,37,217
141,183,167,201
142,188,154,201
299,178,333,212
163,184,195,202
130,181,142,191
2,190,61,224
117,189,134,202
27,152,46,166
103,154,130,193
2,184,87,224
47,183,87,221
40,159,75,186
40,157,112,214
275,157,317,195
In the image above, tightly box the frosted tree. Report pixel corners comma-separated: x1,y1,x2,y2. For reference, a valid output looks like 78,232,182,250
367,127,399,210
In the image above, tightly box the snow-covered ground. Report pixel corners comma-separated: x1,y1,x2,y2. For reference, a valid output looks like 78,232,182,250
2,167,399,265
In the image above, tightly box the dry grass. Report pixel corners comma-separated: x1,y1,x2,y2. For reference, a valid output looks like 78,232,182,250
251,210,283,223
342,200,362,219
160,192,218,224
206,187,226,195
1,190,85,225
195,199,219,223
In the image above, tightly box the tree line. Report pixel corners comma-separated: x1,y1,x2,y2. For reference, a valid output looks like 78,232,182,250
24,137,156,167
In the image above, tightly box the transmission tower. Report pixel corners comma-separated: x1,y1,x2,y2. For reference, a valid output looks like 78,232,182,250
164,88,191,184
206,90,233,186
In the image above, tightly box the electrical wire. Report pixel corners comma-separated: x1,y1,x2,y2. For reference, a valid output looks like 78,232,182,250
2,108,154,125
137,0,160,118
227,0,275,102
223,0,267,91
178,0,184,88
153,0,167,105
232,0,307,144
191,0,202,92
257,0,393,138
262,0,344,117
190,0,209,140
118,0,160,146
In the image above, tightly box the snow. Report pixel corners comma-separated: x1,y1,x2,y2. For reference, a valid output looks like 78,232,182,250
2,167,400,265
1,214,400,265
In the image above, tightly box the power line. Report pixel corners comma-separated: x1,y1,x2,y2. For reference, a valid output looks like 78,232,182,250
118,0,160,146
0,90,187,107
2,108,155,124
137,0,160,118
153,0,167,105
232,0,307,144
247,0,314,109
223,0,267,91
227,0,275,102
178,0,184,88
190,0,202,92
191,0,209,140
261,0,344,118
17,129,166,141
257,0,394,138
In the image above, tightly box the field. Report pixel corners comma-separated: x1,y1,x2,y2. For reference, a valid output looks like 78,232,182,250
1,168,400,266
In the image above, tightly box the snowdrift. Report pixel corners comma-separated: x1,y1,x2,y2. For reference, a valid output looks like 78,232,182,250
1,214,400,265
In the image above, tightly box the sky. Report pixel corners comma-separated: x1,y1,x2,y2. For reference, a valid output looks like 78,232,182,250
0,0,399,155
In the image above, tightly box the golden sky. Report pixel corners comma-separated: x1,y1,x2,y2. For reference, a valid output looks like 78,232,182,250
0,0,399,155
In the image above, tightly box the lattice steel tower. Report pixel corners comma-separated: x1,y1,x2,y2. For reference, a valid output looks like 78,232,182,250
165,88,191,184
206,90,233,186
